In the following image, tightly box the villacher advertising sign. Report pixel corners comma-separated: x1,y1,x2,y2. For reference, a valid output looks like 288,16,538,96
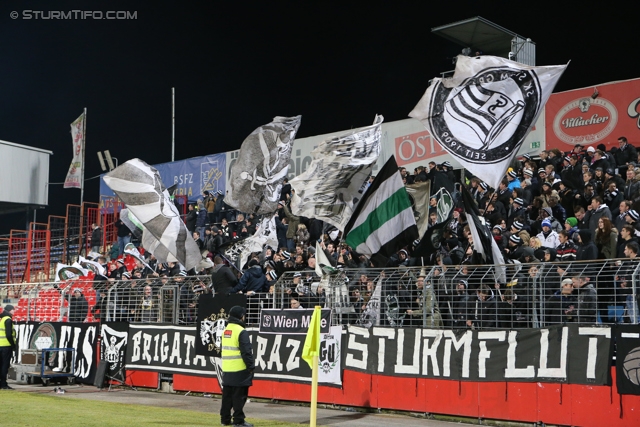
546,77,640,152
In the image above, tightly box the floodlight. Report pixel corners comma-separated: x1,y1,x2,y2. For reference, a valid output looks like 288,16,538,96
104,150,115,171
97,151,107,172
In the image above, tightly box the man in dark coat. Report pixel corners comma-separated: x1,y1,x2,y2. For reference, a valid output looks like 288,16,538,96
469,285,498,330
576,230,598,261
220,306,254,427
69,289,89,322
230,260,267,294
590,150,611,173
210,256,238,295
614,136,637,171
207,226,225,255
185,204,197,233
90,223,103,254
214,190,227,223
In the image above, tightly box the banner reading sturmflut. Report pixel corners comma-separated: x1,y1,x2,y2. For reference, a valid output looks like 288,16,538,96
289,115,383,231
345,324,611,385
409,55,567,189
64,112,85,189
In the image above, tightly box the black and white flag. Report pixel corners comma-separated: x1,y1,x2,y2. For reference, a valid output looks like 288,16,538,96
101,323,129,381
290,115,383,230
226,116,301,215
224,214,279,269
103,158,202,270
434,187,453,224
461,184,506,282
409,55,567,189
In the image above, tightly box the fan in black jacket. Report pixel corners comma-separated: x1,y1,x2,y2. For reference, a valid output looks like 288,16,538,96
576,229,598,260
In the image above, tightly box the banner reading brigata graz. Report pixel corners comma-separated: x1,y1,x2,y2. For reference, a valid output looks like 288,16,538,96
15,322,99,385
345,325,612,385
546,77,640,152
99,153,226,204
125,323,343,386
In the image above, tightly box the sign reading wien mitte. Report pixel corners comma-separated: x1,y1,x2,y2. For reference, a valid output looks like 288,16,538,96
260,309,331,335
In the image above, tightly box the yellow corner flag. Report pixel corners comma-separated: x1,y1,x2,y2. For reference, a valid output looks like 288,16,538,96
303,306,322,427
302,306,321,368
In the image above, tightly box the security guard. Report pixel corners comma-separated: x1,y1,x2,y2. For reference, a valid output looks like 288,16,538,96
220,305,254,427
0,304,16,390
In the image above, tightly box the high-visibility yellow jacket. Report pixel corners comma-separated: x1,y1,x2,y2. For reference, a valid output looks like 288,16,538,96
0,316,15,348
221,322,247,372
220,319,254,387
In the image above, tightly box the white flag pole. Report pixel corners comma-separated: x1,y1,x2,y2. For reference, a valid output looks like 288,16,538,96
80,108,87,206
172,88,175,162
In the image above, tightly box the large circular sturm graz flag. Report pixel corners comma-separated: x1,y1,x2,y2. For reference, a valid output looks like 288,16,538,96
429,67,540,164
410,55,567,190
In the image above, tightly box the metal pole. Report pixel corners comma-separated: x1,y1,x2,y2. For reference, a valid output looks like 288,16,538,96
80,108,87,257
172,88,175,162
80,108,87,206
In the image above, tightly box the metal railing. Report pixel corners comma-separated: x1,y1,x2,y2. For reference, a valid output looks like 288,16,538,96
2,259,639,329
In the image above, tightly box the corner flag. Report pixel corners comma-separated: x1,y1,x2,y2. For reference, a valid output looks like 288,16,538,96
302,306,321,368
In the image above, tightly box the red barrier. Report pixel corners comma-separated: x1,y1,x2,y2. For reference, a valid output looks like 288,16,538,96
149,368,640,427
126,370,158,388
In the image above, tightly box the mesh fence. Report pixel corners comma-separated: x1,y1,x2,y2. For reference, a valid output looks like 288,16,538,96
2,259,639,329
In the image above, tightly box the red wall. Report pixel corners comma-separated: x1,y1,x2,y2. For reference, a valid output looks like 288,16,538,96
129,368,640,427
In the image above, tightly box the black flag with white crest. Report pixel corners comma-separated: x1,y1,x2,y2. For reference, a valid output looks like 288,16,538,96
410,55,567,190
412,218,452,259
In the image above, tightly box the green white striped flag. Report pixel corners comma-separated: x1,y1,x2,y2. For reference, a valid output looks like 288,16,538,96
344,155,419,260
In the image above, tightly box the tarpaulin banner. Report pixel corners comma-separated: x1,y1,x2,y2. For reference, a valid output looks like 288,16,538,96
195,293,247,357
546,77,640,152
15,322,99,385
259,308,331,335
101,322,129,381
125,323,343,386
615,324,640,395
344,324,612,385
99,153,226,205
64,112,85,189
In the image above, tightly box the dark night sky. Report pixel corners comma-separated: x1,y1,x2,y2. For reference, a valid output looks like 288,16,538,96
0,1,636,233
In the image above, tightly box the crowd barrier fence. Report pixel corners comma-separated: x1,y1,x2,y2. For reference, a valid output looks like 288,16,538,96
1,259,638,328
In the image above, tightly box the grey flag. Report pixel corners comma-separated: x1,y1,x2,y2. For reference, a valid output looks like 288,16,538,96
225,116,301,214
103,158,202,270
289,115,383,230
405,181,431,237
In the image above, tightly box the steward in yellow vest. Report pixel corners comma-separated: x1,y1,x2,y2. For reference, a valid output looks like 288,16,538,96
0,304,17,390
220,305,254,427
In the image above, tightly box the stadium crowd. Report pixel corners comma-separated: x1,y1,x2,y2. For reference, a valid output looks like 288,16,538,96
69,137,640,328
